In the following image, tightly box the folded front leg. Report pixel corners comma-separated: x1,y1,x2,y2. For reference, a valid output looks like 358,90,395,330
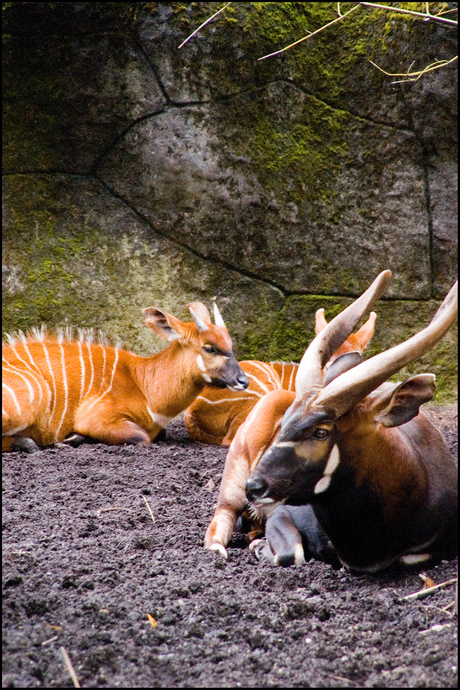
264,504,340,568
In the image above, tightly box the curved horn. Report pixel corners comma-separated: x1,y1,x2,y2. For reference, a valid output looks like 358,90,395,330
213,302,226,328
314,281,458,418
295,270,392,399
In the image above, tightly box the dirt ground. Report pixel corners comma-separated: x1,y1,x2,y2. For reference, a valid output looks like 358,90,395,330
2,408,458,689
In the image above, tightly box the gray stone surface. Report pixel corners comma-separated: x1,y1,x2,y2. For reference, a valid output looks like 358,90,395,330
2,2,457,400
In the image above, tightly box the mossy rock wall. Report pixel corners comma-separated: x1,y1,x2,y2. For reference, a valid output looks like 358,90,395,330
2,3,457,402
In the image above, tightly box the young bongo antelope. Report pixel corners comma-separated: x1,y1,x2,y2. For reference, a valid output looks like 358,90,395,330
185,310,376,446
2,302,248,453
244,273,457,572
203,311,377,556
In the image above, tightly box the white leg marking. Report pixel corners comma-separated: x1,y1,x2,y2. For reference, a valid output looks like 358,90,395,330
400,553,432,565
294,542,306,566
146,408,173,428
209,543,228,558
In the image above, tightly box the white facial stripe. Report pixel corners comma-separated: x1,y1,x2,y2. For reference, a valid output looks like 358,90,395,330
313,445,340,495
274,441,297,448
202,373,212,383
324,444,340,476
196,354,206,372
314,475,331,494
257,497,275,504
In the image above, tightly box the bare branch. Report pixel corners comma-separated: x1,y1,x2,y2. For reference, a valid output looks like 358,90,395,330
60,647,81,688
178,2,232,49
359,2,458,25
142,495,156,524
370,55,458,83
258,4,360,60
402,578,457,601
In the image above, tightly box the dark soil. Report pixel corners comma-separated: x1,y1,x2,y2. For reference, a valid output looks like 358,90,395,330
2,408,458,688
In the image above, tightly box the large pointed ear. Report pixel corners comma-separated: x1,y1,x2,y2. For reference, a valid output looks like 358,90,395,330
352,311,376,351
323,352,363,387
315,308,328,335
186,302,211,332
373,374,436,428
142,307,187,342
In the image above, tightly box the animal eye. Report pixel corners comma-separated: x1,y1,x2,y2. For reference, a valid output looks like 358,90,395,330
203,345,216,354
313,428,329,439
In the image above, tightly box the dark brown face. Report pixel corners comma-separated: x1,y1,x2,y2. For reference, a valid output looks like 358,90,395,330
245,403,339,513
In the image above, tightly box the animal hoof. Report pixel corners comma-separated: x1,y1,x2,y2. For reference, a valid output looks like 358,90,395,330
208,543,227,559
12,437,40,453
249,538,267,561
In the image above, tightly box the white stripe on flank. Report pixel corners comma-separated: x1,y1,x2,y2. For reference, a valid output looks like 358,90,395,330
246,362,279,394
83,347,119,414
77,341,86,402
287,364,297,391
85,342,95,396
2,383,22,415
99,343,107,392
2,365,35,404
22,343,49,406
196,393,259,406
2,424,28,436
54,342,68,440
146,407,173,428
42,342,57,420
5,344,44,405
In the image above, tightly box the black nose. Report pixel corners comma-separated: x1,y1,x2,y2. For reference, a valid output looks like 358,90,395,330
245,475,268,502
238,373,249,389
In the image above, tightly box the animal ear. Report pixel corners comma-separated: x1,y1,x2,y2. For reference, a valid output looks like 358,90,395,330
374,374,436,428
315,308,328,335
142,307,186,342
353,311,376,351
186,302,211,332
323,352,363,387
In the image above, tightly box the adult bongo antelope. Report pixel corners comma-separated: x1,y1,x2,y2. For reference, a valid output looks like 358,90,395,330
2,302,248,453
185,310,376,446
204,309,377,556
243,272,457,572
205,272,458,571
